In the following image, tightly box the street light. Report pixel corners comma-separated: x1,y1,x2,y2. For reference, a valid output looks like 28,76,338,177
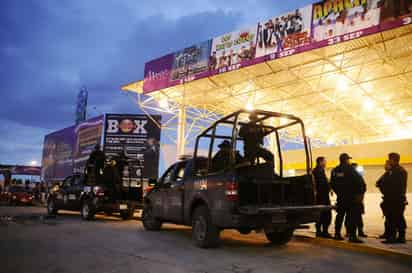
30,160,38,166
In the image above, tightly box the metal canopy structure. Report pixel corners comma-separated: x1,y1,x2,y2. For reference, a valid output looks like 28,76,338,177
122,24,412,157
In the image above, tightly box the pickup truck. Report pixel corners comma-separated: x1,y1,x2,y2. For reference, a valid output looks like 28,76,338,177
142,110,330,248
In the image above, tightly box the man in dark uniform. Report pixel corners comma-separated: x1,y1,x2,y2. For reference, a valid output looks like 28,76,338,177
331,153,365,243
376,160,392,239
238,113,274,169
313,156,332,238
381,152,408,244
86,144,106,183
211,140,243,172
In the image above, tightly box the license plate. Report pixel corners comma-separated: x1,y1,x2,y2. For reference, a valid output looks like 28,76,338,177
119,204,128,210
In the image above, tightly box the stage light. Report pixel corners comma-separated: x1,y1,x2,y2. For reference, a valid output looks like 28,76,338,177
337,75,349,92
363,98,374,111
30,160,38,166
245,102,254,111
158,98,169,109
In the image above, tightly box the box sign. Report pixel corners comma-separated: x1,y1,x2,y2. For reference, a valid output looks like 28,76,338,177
143,0,412,94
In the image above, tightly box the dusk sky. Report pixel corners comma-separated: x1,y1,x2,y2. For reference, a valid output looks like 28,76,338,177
0,0,314,166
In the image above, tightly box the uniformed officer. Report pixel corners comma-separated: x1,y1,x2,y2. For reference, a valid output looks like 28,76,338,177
330,153,365,243
87,144,106,183
381,153,408,244
376,160,392,239
238,113,274,168
313,156,332,238
211,140,243,172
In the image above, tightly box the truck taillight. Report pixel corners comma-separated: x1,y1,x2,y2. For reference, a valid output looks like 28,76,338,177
225,181,239,201
93,186,105,197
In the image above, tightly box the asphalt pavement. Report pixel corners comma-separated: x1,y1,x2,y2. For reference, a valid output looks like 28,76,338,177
1,206,411,273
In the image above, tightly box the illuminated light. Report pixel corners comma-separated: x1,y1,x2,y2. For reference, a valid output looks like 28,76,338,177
286,169,296,177
30,160,38,166
326,137,335,145
158,98,169,109
363,99,374,111
280,118,288,125
336,76,349,92
406,116,412,121
355,165,364,175
306,128,314,136
383,116,394,125
245,101,254,111
398,110,405,117
395,128,412,138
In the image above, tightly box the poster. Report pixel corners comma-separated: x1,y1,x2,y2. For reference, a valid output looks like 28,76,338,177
210,26,257,71
255,5,313,58
312,0,381,42
170,40,211,81
103,114,161,182
379,0,412,23
143,54,174,94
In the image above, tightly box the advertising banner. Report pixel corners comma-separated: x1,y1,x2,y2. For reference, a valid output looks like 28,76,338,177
210,26,258,73
141,0,412,94
170,40,211,82
312,0,381,42
256,5,313,58
103,114,161,182
41,115,104,183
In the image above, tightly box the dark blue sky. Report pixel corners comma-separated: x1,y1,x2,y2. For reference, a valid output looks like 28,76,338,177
0,0,314,165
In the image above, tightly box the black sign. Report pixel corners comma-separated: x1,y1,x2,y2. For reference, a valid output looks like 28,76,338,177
103,114,161,182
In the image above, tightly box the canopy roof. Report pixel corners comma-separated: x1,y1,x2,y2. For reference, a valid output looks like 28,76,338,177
122,24,412,146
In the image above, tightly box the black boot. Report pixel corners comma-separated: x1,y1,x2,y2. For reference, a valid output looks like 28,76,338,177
358,230,368,238
379,233,388,239
349,235,364,243
397,232,406,244
334,233,344,241
382,235,398,244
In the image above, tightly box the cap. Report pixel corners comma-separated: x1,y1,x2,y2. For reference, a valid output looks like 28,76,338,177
218,140,231,149
339,153,352,162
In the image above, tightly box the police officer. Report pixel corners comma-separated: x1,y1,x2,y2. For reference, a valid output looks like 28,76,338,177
313,156,332,238
376,160,392,239
238,112,274,168
87,144,106,183
331,153,365,243
211,140,243,172
381,153,408,244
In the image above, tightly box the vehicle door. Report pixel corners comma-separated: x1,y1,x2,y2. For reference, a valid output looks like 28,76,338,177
151,164,176,218
56,176,73,209
164,161,188,223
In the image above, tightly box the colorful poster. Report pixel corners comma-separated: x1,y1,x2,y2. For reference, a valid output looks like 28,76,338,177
170,40,211,81
103,114,161,182
255,5,313,58
379,0,412,23
210,27,257,71
312,0,381,42
143,54,174,93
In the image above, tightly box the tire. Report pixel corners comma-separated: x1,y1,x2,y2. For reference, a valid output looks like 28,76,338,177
47,199,58,215
142,203,162,230
191,205,220,248
81,200,95,221
265,228,294,245
120,209,134,220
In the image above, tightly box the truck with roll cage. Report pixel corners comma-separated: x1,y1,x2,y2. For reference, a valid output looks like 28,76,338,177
142,110,330,248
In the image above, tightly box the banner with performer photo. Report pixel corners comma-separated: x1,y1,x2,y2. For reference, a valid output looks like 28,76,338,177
255,5,313,58
312,0,381,42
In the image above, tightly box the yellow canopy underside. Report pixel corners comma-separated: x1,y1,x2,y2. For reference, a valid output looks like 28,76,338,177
122,24,412,145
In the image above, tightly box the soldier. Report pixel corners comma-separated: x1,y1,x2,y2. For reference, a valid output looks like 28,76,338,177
376,160,392,239
238,113,274,169
86,144,106,183
331,153,365,243
381,153,408,244
313,156,332,238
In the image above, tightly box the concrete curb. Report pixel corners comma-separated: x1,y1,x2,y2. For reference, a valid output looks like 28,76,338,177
294,234,412,262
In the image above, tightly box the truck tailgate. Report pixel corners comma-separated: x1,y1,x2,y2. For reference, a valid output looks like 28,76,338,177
238,205,332,215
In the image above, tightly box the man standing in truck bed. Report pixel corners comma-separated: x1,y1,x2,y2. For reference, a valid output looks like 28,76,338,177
239,112,274,169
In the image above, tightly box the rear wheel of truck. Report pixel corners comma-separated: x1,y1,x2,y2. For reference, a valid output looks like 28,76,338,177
142,203,162,230
120,209,134,220
192,206,220,248
81,200,95,221
265,228,294,245
47,199,58,215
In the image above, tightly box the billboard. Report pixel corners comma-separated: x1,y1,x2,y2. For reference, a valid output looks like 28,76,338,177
41,115,104,183
103,114,161,182
210,26,257,72
141,0,412,94
170,40,211,81
256,5,313,58
312,0,381,42
75,87,88,125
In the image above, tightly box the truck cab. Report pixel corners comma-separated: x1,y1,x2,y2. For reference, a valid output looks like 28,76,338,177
143,110,330,248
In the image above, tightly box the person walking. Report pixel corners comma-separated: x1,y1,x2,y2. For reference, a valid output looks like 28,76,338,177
381,153,408,244
313,156,333,238
331,153,365,243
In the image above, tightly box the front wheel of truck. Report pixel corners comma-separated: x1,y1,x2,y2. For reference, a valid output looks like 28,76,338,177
142,203,162,230
192,206,220,248
265,228,294,245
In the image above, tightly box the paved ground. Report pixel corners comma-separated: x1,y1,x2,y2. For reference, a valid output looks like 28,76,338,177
1,206,411,273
